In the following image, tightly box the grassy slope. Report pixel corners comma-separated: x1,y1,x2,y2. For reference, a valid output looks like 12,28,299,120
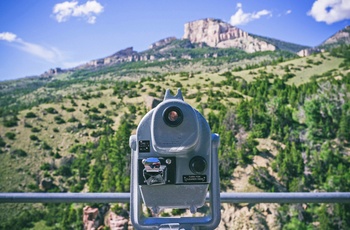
0,51,347,228
228,53,343,85
0,52,343,192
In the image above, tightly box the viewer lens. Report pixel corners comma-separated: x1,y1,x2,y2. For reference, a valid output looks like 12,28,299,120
168,110,179,122
163,106,183,127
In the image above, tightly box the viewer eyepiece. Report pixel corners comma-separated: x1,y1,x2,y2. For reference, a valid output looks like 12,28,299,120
163,106,183,127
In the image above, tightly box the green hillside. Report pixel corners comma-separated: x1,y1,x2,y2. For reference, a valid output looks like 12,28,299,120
250,34,310,53
1,46,350,229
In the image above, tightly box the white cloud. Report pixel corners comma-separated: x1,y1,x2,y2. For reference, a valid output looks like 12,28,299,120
230,3,272,26
0,32,63,63
286,10,292,15
308,0,350,24
0,32,17,42
53,0,104,24
18,41,63,62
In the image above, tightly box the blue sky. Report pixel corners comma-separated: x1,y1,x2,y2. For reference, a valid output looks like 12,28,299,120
0,0,350,81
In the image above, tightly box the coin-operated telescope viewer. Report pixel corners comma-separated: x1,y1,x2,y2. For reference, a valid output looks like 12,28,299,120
129,89,221,229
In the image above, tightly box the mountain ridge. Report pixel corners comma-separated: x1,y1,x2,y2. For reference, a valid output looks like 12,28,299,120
1,18,350,81
68,18,350,73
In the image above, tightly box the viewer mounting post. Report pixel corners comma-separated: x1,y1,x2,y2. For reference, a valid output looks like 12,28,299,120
129,89,221,229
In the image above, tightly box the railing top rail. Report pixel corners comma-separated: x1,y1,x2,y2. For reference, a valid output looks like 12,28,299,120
1,192,350,203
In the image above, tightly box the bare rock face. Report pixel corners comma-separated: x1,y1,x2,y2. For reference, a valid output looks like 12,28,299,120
297,48,322,57
87,47,140,67
83,206,102,230
183,18,275,53
183,18,248,47
219,203,281,230
105,211,128,230
322,26,350,45
149,37,177,49
41,67,63,78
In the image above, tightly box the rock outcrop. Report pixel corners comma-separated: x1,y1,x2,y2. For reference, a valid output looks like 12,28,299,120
183,18,275,53
105,211,129,230
149,37,177,49
83,206,99,230
82,47,156,68
87,47,139,67
41,67,64,78
297,48,322,57
83,206,103,230
219,203,281,229
322,25,350,46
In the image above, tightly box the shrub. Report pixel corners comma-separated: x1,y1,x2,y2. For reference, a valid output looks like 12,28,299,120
31,127,41,133
27,183,39,191
68,116,79,123
71,100,78,107
90,131,103,137
98,103,106,109
282,73,296,81
90,107,100,113
3,117,18,127
227,91,244,99
42,142,52,150
54,152,62,159
171,209,186,215
248,167,276,191
306,59,313,64
45,107,58,114
11,149,28,157
5,132,16,140
174,81,183,88
57,165,72,177
127,90,139,98
66,125,81,133
89,114,103,121
53,128,59,133
54,116,65,124
30,135,39,141
128,105,137,114
40,163,52,171
25,112,37,118
66,107,76,112
0,137,6,147
24,122,33,128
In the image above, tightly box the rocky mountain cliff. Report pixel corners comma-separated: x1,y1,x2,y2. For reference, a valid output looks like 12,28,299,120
76,18,311,70
320,26,350,48
297,26,350,56
46,18,349,74
183,18,276,53
80,47,150,68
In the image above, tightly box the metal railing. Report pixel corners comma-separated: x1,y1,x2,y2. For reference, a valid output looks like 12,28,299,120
1,192,350,204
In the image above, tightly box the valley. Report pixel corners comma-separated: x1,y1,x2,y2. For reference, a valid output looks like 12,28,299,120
1,18,350,229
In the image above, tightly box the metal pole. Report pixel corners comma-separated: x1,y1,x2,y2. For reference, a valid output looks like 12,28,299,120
0,193,130,203
219,192,350,203
0,192,350,204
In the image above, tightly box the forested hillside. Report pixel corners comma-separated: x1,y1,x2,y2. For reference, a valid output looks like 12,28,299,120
0,45,350,229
